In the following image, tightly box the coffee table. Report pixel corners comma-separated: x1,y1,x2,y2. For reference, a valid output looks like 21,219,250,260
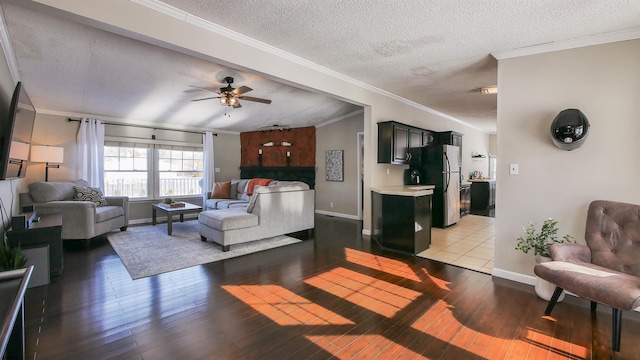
152,202,202,235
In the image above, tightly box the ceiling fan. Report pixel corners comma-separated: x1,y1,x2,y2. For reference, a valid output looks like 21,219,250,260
190,76,272,108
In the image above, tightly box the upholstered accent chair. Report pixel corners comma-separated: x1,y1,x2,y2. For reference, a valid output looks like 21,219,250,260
20,180,129,241
534,200,640,352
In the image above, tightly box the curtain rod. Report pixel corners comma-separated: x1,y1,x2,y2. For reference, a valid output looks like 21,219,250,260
67,118,217,136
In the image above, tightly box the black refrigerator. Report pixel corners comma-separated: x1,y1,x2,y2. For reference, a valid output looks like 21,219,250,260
409,145,461,228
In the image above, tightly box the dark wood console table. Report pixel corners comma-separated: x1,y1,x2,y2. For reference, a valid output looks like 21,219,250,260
6,213,63,277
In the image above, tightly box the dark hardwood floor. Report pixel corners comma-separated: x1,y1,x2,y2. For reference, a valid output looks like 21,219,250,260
23,215,640,359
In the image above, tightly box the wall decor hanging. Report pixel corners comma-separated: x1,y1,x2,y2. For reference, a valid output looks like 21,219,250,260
325,150,344,182
550,108,590,151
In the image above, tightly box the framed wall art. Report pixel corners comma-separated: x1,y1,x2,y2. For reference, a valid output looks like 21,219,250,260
325,150,344,182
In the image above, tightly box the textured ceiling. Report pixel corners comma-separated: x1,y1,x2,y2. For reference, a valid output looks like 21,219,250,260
3,0,640,133
2,2,361,133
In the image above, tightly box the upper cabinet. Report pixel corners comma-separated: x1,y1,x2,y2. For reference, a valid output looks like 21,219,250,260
378,121,459,164
378,121,435,164
378,121,408,164
436,131,463,167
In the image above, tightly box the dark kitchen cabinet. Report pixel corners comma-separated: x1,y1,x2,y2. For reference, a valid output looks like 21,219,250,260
436,131,463,167
378,121,424,164
470,181,496,210
378,121,440,164
409,128,423,148
371,190,432,255
460,184,471,217
423,131,436,146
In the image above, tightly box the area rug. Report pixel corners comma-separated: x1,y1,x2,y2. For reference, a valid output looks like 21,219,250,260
107,221,301,279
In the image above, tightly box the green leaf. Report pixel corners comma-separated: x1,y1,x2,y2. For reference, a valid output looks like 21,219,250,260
515,218,575,258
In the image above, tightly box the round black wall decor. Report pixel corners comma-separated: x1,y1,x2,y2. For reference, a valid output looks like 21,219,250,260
550,108,590,151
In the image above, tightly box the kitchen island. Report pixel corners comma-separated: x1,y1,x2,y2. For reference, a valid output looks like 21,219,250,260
371,185,434,255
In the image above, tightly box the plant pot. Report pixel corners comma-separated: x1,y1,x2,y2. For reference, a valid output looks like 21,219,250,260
535,256,564,302
535,276,564,302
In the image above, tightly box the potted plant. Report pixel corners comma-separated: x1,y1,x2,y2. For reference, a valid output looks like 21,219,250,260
515,218,575,301
0,232,28,271
515,218,575,263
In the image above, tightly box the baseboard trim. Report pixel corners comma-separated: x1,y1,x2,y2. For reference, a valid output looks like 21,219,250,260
491,267,536,286
315,210,360,221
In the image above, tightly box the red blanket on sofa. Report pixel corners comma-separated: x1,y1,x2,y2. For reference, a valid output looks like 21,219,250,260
246,178,275,195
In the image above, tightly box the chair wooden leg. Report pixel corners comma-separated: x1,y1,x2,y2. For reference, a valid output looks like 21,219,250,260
612,308,622,352
544,286,564,315
591,301,597,312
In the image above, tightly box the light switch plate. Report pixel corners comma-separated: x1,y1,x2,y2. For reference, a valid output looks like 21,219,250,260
509,163,518,175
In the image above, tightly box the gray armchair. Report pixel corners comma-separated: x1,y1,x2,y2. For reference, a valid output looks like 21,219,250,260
20,180,129,241
534,200,640,352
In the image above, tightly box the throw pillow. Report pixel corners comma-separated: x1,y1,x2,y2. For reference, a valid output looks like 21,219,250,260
73,186,109,207
246,178,275,195
210,181,231,199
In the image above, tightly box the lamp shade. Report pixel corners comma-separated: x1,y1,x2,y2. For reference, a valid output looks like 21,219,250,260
31,145,64,163
9,141,30,160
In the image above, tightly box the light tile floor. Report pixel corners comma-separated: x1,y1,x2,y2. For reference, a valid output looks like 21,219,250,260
417,214,495,274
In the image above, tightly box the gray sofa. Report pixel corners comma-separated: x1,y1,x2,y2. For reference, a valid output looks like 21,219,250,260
199,181,314,251
20,180,129,240
204,178,252,210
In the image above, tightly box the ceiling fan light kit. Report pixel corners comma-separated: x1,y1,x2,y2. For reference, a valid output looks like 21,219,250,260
191,76,272,111
259,124,290,132
480,85,498,95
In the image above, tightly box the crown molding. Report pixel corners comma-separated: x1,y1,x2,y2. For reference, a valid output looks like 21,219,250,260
131,0,485,133
492,28,640,60
316,109,364,128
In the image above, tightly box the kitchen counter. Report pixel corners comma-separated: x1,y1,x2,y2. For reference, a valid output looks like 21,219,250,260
371,186,433,255
469,179,496,183
371,185,434,197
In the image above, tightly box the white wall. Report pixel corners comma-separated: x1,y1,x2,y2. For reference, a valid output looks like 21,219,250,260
494,39,640,279
489,134,497,155
315,112,364,218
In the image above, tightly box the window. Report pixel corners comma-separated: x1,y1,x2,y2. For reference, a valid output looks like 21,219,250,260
104,142,203,199
489,154,497,180
157,146,204,197
104,143,150,198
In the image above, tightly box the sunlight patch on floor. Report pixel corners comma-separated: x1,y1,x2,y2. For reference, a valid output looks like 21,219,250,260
304,267,421,318
222,284,354,326
345,248,422,282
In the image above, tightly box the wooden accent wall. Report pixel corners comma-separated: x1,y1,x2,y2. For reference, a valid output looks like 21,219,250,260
240,126,316,167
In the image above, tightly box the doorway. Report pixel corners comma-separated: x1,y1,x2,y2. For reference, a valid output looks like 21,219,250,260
357,132,364,220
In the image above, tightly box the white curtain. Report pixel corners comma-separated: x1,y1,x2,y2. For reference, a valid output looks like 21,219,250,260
76,118,105,189
202,131,215,202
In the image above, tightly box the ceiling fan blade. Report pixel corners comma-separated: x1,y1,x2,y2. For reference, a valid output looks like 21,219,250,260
233,86,253,95
191,96,221,102
233,102,242,109
187,85,220,93
238,96,272,104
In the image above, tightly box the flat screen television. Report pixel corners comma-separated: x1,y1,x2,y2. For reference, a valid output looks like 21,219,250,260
0,81,36,180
